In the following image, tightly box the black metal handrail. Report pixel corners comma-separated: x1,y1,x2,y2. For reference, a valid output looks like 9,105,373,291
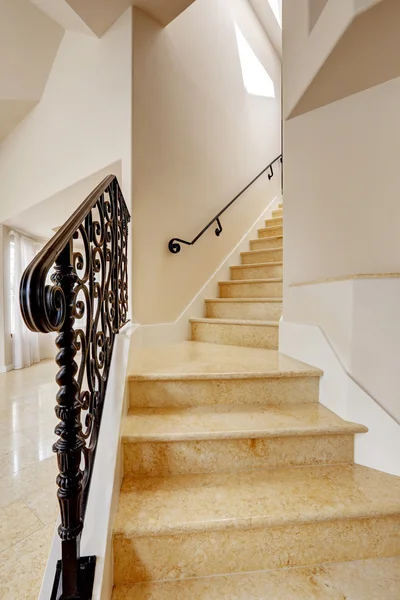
20,176,130,600
168,154,282,254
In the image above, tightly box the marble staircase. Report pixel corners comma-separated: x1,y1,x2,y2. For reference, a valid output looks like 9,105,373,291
112,202,400,598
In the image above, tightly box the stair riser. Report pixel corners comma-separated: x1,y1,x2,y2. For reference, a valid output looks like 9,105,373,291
259,226,283,238
219,281,282,299
191,322,278,349
265,217,283,227
129,376,320,408
205,301,282,321
123,434,354,478
272,209,283,218
231,264,283,279
250,238,282,251
241,249,282,264
114,515,400,584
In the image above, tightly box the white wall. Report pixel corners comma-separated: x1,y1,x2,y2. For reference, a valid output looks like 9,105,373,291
282,0,353,117
0,8,132,223
132,0,281,324
285,280,354,370
280,319,400,477
4,162,122,240
351,278,400,423
282,0,383,118
0,0,64,139
283,9,400,432
284,76,400,299
0,0,63,100
284,278,400,423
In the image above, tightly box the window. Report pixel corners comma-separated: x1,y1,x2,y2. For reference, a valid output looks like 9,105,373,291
234,23,275,98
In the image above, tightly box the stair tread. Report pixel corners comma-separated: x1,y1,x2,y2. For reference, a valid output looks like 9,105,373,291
128,343,322,380
122,403,367,442
114,464,400,538
259,225,283,232
219,278,283,284
241,248,283,256
205,298,282,303
231,261,283,269
190,317,279,326
251,235,283,242
113,557,400,600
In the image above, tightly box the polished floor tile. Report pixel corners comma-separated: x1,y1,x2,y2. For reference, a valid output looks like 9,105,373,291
0,499,44,552
0,525,55,600
0,431,33,456
0,360,58,600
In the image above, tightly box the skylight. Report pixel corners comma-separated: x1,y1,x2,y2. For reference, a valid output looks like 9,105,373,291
267,0,282,28
234,24,275,98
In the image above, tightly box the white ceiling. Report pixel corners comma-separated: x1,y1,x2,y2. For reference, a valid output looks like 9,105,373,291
248,0,282,58
0,0,64,141
29,0,196,37
4,162,122,240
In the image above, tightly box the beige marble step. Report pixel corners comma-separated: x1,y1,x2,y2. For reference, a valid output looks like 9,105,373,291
128,343,322,408
113,464,400,584
230,261,283,280
219,278,282,298
258,225,283,238
190,317,279,349
122,403,366,477
205,298,282,321
113,556,400,599
265,216,283,227
250,235,283,251
272,207,283,218
241,247,283,264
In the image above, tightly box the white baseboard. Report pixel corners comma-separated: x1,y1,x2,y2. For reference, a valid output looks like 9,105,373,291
280,319,400,477
139,196,281,347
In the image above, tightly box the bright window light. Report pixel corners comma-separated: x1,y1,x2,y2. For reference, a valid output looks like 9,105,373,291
234,23,275,98
267,0,282,27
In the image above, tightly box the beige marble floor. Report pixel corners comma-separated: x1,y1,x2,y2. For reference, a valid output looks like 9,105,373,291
0,360,59,600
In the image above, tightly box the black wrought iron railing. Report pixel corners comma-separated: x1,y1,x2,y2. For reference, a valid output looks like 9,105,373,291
19,176,130,599
168,154,282,254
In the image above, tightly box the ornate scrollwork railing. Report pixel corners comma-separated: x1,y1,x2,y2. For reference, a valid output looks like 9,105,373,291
168,154,282,254
19,176,130,600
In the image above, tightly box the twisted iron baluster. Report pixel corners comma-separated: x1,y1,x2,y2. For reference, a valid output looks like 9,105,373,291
52,240,85,599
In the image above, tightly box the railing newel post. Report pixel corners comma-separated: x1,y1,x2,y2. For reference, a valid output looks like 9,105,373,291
52,239,84,599
18,175,130,600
